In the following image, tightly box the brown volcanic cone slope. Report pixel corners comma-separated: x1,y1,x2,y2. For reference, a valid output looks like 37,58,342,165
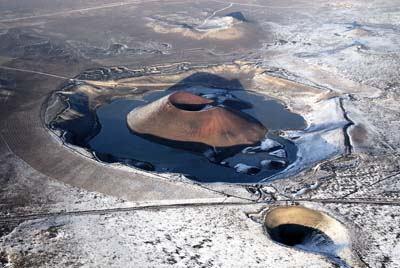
127,91,267,147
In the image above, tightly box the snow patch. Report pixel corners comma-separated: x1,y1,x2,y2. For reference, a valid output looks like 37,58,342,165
234,163,259,174
261,97,348,182
242,138,282,154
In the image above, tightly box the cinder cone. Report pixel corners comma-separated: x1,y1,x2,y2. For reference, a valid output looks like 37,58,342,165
127,91,267,147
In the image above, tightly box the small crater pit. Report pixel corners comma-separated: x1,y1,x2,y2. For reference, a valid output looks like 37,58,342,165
146,11,262,44
268,224,332,247
264,206,354,267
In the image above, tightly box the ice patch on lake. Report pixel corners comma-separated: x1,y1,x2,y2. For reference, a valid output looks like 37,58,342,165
234,163,260,174
261,138,282,150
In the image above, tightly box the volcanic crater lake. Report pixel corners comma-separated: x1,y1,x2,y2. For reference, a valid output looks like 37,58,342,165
88,88,306,183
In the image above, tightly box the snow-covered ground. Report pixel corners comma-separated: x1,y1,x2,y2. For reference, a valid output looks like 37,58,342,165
1,0,400,267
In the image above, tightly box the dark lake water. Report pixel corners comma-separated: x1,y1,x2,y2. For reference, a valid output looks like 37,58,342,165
88,88,306,183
